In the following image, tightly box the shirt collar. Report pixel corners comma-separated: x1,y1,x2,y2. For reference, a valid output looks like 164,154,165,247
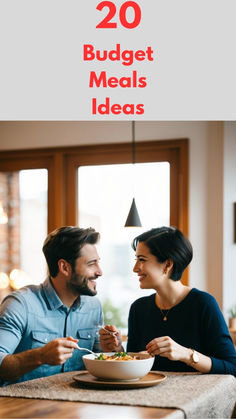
42,277,65,310
42,277,85,311
71,295,84,310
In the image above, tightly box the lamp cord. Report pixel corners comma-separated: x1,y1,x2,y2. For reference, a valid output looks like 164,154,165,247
132,121,136,164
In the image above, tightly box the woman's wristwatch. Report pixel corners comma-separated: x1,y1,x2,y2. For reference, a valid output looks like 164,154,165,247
189,349,199,365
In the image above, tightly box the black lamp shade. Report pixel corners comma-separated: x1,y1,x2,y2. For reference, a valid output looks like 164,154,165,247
124,198,142,227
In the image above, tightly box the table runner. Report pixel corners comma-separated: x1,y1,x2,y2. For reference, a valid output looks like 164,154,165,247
0,371,235,418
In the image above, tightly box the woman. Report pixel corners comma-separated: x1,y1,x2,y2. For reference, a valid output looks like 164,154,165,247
100,227,236,375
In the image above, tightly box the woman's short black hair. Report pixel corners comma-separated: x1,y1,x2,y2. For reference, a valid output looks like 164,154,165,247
132,226,193,281
42,226,100,278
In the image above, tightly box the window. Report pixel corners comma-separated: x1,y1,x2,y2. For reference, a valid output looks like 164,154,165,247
19,169,48,284
0,151,53,299
78,162,170,326
0,169,48,295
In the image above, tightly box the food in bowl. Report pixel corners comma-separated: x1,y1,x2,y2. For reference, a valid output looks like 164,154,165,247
83,352,154,381
95,352,139,361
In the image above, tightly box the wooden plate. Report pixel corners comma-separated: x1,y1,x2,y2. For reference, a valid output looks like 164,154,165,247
73,371,167,389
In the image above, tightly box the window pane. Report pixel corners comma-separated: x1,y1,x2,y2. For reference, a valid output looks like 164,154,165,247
0,169,47,297
19,169,48,284
78,163,170,329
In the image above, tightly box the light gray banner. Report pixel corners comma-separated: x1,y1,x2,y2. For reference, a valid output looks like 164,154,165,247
0,0,235,120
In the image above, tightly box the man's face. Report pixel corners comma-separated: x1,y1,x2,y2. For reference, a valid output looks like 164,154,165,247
68,244,102,296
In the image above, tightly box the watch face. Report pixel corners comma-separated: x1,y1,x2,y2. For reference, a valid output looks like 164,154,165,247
193,351,199,363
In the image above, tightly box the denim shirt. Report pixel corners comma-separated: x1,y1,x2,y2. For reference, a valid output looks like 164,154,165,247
0,278,103,384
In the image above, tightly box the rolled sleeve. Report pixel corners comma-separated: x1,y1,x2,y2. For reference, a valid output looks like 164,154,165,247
0,294,27,363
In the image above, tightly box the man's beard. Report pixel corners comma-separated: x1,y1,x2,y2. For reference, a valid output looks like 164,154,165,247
68,271,98,296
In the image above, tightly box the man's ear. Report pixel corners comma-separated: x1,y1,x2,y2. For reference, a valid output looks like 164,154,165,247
58,259,71,276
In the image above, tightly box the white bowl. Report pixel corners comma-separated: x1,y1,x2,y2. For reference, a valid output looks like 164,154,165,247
82,352,154,381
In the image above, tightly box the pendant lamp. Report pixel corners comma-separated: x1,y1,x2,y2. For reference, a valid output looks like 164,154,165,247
124,122,142,227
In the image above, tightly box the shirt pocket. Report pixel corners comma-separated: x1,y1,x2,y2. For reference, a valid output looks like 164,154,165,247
31,331,59,348
77,328,96,350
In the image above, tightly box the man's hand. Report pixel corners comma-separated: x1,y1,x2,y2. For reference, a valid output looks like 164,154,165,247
99,325,123,352
39,336,79,365
0,336,79,382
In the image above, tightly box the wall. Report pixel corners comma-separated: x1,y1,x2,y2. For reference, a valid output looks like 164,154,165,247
223,123,236,317
0,121,232,315
207,123,224,308
0,121,209,149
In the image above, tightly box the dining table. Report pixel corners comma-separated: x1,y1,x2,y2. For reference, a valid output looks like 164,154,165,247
0,370,235,419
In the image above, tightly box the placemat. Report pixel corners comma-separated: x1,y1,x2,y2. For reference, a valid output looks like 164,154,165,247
0,371,235,419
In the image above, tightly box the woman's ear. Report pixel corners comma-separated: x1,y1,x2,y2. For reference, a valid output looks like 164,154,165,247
164,259,173,275
58,259,71,276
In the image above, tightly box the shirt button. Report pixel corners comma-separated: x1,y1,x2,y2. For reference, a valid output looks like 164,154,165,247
45,338,48,342
88,334,91,338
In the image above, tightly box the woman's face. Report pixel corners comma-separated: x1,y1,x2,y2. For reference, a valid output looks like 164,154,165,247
133,241,166,290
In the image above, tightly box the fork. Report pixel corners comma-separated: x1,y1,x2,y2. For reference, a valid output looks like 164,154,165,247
76,345,96,356
95,323,118,337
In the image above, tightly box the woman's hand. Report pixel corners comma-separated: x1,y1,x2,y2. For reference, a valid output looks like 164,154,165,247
146,336,189,362
146,336,212,373
99,325,123,352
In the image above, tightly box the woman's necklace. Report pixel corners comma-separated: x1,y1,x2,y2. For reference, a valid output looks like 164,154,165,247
155,294,173,321
159,308,171,321
156,286,190,321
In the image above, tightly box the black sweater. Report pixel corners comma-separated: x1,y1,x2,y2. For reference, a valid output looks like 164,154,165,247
127,288,236,376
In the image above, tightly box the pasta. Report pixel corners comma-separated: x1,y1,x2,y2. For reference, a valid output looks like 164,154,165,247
95,352,139,361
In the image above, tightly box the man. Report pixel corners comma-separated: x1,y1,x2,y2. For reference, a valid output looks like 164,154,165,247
0,226,121,385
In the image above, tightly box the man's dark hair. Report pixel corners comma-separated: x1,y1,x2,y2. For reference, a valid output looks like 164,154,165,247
132,226,193,281
42,226,100,277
